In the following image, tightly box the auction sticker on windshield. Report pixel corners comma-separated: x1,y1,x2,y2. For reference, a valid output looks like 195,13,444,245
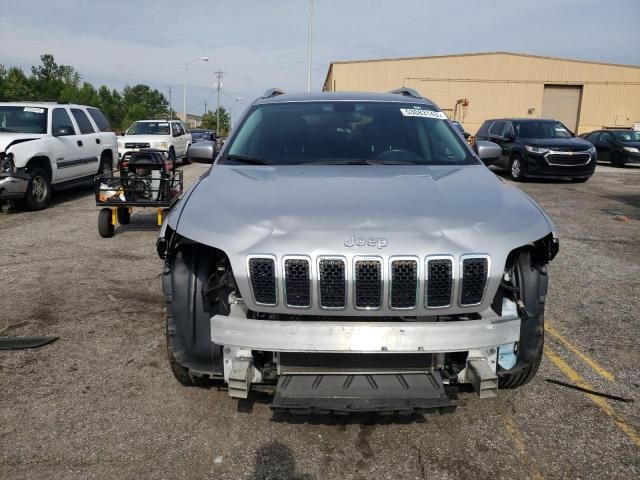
24,107,45,114
400,108,448,119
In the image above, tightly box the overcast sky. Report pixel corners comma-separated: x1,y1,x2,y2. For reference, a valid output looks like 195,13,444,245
1,0,638,118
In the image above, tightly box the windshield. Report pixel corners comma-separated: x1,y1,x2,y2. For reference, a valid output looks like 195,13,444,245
0,106,48,134
515,120,572,139
613,131,640,142
127,121,170,135
222,101,477,166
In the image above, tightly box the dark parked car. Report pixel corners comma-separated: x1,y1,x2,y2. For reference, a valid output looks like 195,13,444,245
190,129,216,143
579,129,640,167
475,118,596,182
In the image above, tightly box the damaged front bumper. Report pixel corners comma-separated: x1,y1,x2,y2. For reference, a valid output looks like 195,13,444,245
211,313,520,354
211,300,521,403
0,172,29,200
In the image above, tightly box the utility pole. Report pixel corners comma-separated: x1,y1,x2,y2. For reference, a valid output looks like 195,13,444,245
215,69,225,135
307,0,314,92
204,99,207,116
167,86,173,118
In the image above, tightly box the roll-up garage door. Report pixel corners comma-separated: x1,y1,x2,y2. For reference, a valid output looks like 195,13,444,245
541,85,582,131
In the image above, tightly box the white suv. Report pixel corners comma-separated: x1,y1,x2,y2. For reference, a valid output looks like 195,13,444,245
0,102,117,210
117,120,192,165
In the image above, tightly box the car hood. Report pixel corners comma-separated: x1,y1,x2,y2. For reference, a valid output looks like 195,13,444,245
0,133,45,152
520,137,592,151
118,134,170,144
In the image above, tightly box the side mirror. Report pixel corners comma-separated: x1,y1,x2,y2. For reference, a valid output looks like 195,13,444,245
53,125,74,137
186,141,216,164
475,140,502,165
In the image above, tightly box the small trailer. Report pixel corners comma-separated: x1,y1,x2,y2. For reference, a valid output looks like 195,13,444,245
94,149,183,238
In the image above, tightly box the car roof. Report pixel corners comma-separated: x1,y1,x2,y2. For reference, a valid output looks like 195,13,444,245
254,91,437,107
0,101,97,109
485,118,560,123
133,119,173,123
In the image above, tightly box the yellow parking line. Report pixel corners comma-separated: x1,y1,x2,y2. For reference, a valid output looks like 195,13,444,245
545,323,615,382
502,416,544,480
545,346,639,448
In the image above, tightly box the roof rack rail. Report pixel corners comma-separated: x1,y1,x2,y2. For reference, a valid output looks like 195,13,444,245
388,87,423,99
260,88,286,99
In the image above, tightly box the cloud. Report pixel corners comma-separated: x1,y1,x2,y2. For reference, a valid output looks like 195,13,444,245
1,0,638,116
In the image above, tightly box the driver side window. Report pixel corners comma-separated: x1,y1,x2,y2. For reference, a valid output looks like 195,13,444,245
52,108,76,134
600,132,612,144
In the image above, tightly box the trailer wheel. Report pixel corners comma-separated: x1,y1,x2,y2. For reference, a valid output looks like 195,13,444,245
498,250,546,389
116,206,130,225
98,208,115,238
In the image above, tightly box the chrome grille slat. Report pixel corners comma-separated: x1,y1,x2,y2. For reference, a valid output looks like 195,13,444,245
354,258,382,309
426,257,453,308
247,256,277,305
459,255,490,306
284,258,311,308
318,258,347,309
390,258,418,309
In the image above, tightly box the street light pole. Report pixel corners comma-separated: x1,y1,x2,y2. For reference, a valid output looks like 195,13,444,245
307,0,314,92
183,56,209,126
232,97,243,129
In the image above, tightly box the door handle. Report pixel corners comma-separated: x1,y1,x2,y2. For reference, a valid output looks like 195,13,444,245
96,138,101,144
77,140,83,147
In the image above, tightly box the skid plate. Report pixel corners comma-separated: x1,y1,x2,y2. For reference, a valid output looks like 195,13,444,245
271,372,455,414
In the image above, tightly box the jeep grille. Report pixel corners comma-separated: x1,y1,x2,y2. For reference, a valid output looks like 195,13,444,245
246,254,489,311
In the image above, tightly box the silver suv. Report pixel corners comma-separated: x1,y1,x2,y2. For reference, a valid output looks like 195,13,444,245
157,88,559,413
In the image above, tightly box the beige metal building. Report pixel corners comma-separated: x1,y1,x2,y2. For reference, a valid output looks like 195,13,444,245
322,52,640,134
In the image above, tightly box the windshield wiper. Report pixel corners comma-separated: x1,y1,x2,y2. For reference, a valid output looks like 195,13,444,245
301,159,369,165
225,154,272,165
365,159,417,165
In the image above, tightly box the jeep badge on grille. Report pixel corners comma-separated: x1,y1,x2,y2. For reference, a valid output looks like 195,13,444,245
344,235,388,249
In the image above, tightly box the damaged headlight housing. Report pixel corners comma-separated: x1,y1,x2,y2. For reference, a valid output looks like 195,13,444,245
0,153,15,173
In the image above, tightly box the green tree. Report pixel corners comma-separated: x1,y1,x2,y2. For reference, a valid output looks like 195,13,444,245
97,86,125,129
0,66,36,101
30,54,77,101
122,84,168,122
201,107,230,135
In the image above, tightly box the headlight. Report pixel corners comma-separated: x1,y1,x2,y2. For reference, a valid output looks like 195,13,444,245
588,146,596,154
525,145,548,154
153,142,168,149
623,146,640,153
1,153,15,173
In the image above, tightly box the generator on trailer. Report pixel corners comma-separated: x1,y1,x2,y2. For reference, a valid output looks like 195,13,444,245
94,149,183,238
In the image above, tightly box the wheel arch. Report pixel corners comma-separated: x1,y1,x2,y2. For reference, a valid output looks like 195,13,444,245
25,155,52,180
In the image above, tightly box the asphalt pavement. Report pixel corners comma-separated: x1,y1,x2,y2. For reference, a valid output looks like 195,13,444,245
0,162,638,479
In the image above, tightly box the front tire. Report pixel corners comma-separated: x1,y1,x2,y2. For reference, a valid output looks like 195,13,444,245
498,250,547,389
98,208,115,238
24,167,52,211
509,155,525,182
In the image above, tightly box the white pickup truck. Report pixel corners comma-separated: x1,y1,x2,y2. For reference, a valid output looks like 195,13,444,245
0,102,117,210
117,120,192,165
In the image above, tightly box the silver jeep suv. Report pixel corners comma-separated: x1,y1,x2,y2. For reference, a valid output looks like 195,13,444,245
157,88,559,414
